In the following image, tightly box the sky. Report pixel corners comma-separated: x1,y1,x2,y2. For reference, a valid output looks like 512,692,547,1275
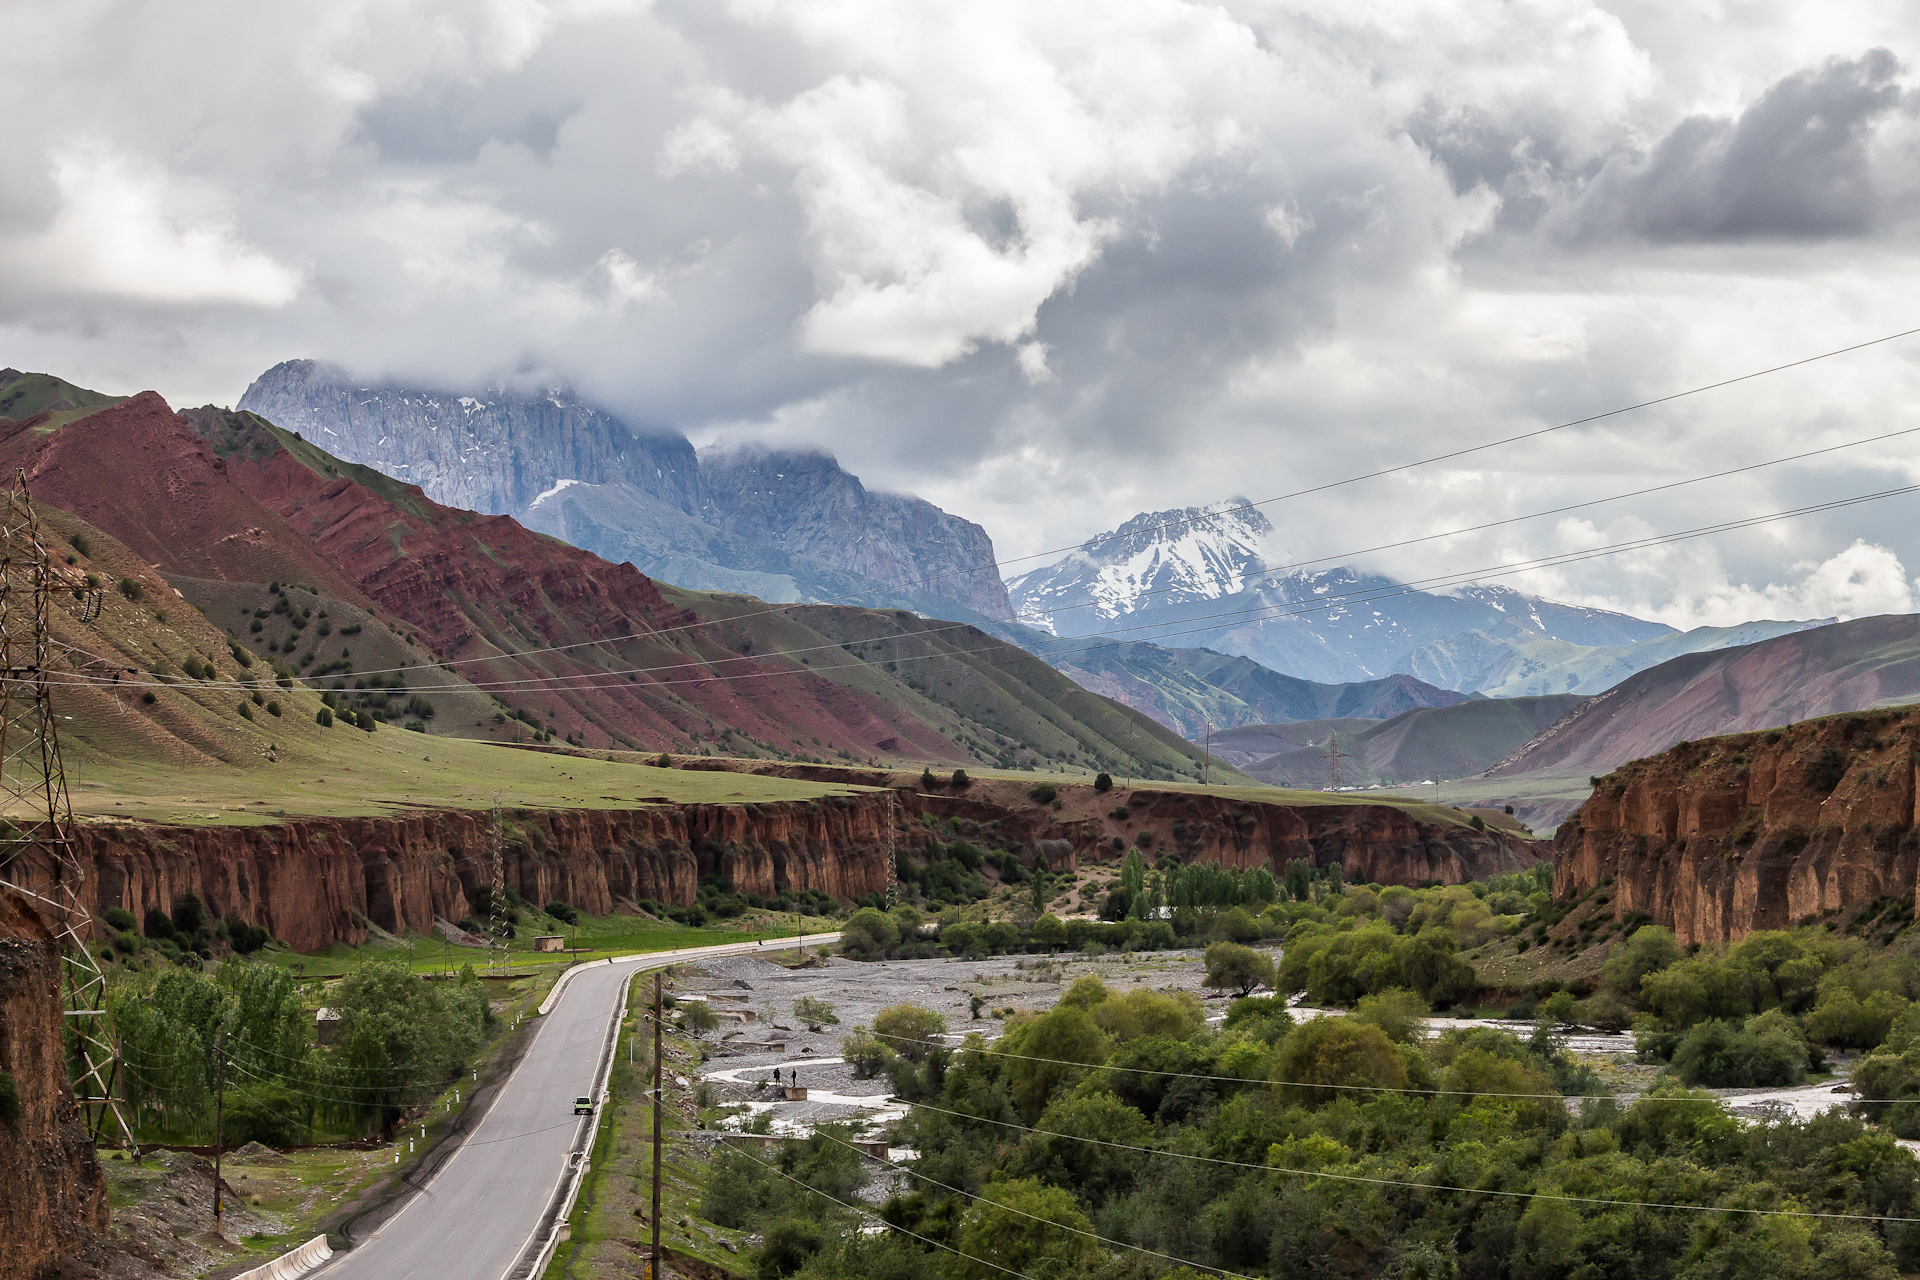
6,1,1920,630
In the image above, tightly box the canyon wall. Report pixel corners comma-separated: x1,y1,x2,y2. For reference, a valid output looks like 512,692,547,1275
12,775,1541,956
12,795,903,952
0,893,108,1279
1553,706,1920,945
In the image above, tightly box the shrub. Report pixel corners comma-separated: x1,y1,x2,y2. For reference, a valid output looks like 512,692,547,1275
1029,783,1057,804
316,707,333,728
1672,1013,1807,1088
238,701,255,721
103,906,137,932
655,753,672,767
1093,772,1112,793
1204,941,1275,997
142,906,175,939
873,1004,948,1061
680,1001,720,1035
950,769,970,788
841,907,899,958
171,893,206,936
356,710,376,732
69,533,91,558
842,1027,894,1078
794,996,839,1031
921,768,939,790
1354,989,1430,1043
757,1217,825,1280
1271,1018,1408,1105
141,692,155,705
117,578,143,601
266,700,282,717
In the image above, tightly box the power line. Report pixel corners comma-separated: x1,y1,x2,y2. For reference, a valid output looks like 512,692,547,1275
57,476,1920,701
730,1144,1030,1279
864,1027,1746,1105
904,1098,1920,1224
50,416,1920,703
805,1124,1261,1279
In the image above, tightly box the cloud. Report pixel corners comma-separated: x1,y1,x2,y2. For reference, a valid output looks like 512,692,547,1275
1555,49,1910,242
2,144,302,307
4,1,1920,641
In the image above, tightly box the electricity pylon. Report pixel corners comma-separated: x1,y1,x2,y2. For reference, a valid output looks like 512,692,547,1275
1326,731,1349,791
488,792,507,966
0,472,136,1150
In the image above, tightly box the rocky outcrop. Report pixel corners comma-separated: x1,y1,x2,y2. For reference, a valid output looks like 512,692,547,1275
698,444,1011,620
1553,705,1920,945
12,797,902,952
0,893,109,1279
238,359,701,517
237,361,1012,621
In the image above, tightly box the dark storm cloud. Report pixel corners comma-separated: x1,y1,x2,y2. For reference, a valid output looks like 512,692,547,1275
1559,49,1910,242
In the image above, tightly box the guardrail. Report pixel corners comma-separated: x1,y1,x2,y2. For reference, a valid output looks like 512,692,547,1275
233,1234,332,1280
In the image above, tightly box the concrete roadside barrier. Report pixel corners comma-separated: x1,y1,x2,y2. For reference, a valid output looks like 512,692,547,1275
232,1234,331,1280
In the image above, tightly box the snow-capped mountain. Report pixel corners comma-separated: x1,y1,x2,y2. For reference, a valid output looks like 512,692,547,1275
1007,500,1276,631
1006,501,1677,685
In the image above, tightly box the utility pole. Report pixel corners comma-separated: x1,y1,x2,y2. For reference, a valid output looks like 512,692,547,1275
213,1026,226,1237
1326,731,1348,791
650,971,663,1280
1201,722,1213,786
0,472,136,1153
1125,724,1136,789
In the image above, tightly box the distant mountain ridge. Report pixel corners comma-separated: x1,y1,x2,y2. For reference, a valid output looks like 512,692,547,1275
1488,613,1920,781
1240,695,1587,789
1007,501,1676,684
1403,618,1834,697
239,359,1011,621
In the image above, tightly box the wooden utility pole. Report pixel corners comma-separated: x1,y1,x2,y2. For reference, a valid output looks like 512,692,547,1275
1201,723,1213,785
650,971,663,1280
213,1026,226,1237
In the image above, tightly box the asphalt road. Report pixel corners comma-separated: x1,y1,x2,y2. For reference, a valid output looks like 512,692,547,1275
316,933,834,1280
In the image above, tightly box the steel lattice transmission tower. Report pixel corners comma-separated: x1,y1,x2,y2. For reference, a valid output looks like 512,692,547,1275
488,792,507,966
0,472,136,1150
1325,731,1349,791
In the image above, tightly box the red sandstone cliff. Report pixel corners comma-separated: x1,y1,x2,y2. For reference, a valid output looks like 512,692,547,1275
0,893,109,1278
13,796,904,951
1553,705,1920,945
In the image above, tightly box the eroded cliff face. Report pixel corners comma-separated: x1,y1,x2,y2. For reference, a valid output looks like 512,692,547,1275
13,796,902,952
1553,706,1920,945
0,893,109,1279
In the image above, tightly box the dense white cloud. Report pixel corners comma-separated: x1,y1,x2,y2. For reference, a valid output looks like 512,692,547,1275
3,0,1920,630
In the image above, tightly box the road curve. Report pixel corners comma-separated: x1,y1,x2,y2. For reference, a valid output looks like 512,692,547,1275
317,932,834,1280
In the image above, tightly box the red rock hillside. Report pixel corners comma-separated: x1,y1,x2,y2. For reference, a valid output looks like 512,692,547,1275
1554,705,1920,945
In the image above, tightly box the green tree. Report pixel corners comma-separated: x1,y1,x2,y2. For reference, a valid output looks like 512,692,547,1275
841,908,899,959
1204,941,1275,997
793,996,839,1032
681,1001,721,1036
1001,1005,1113,1121
950,1179,1101,1280
1353,988,1430,1044
1031,914,1067,949
873,1004,947,1061
757,1218,825,1279
1271,1017,1408,1106
841,1028,895,1079
1094,772,1113,793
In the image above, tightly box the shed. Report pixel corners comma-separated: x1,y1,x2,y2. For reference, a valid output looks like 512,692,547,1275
314,1007,342,1047
532,935,565,952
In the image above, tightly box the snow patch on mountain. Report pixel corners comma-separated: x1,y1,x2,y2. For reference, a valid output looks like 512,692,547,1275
1007,499,1277,633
